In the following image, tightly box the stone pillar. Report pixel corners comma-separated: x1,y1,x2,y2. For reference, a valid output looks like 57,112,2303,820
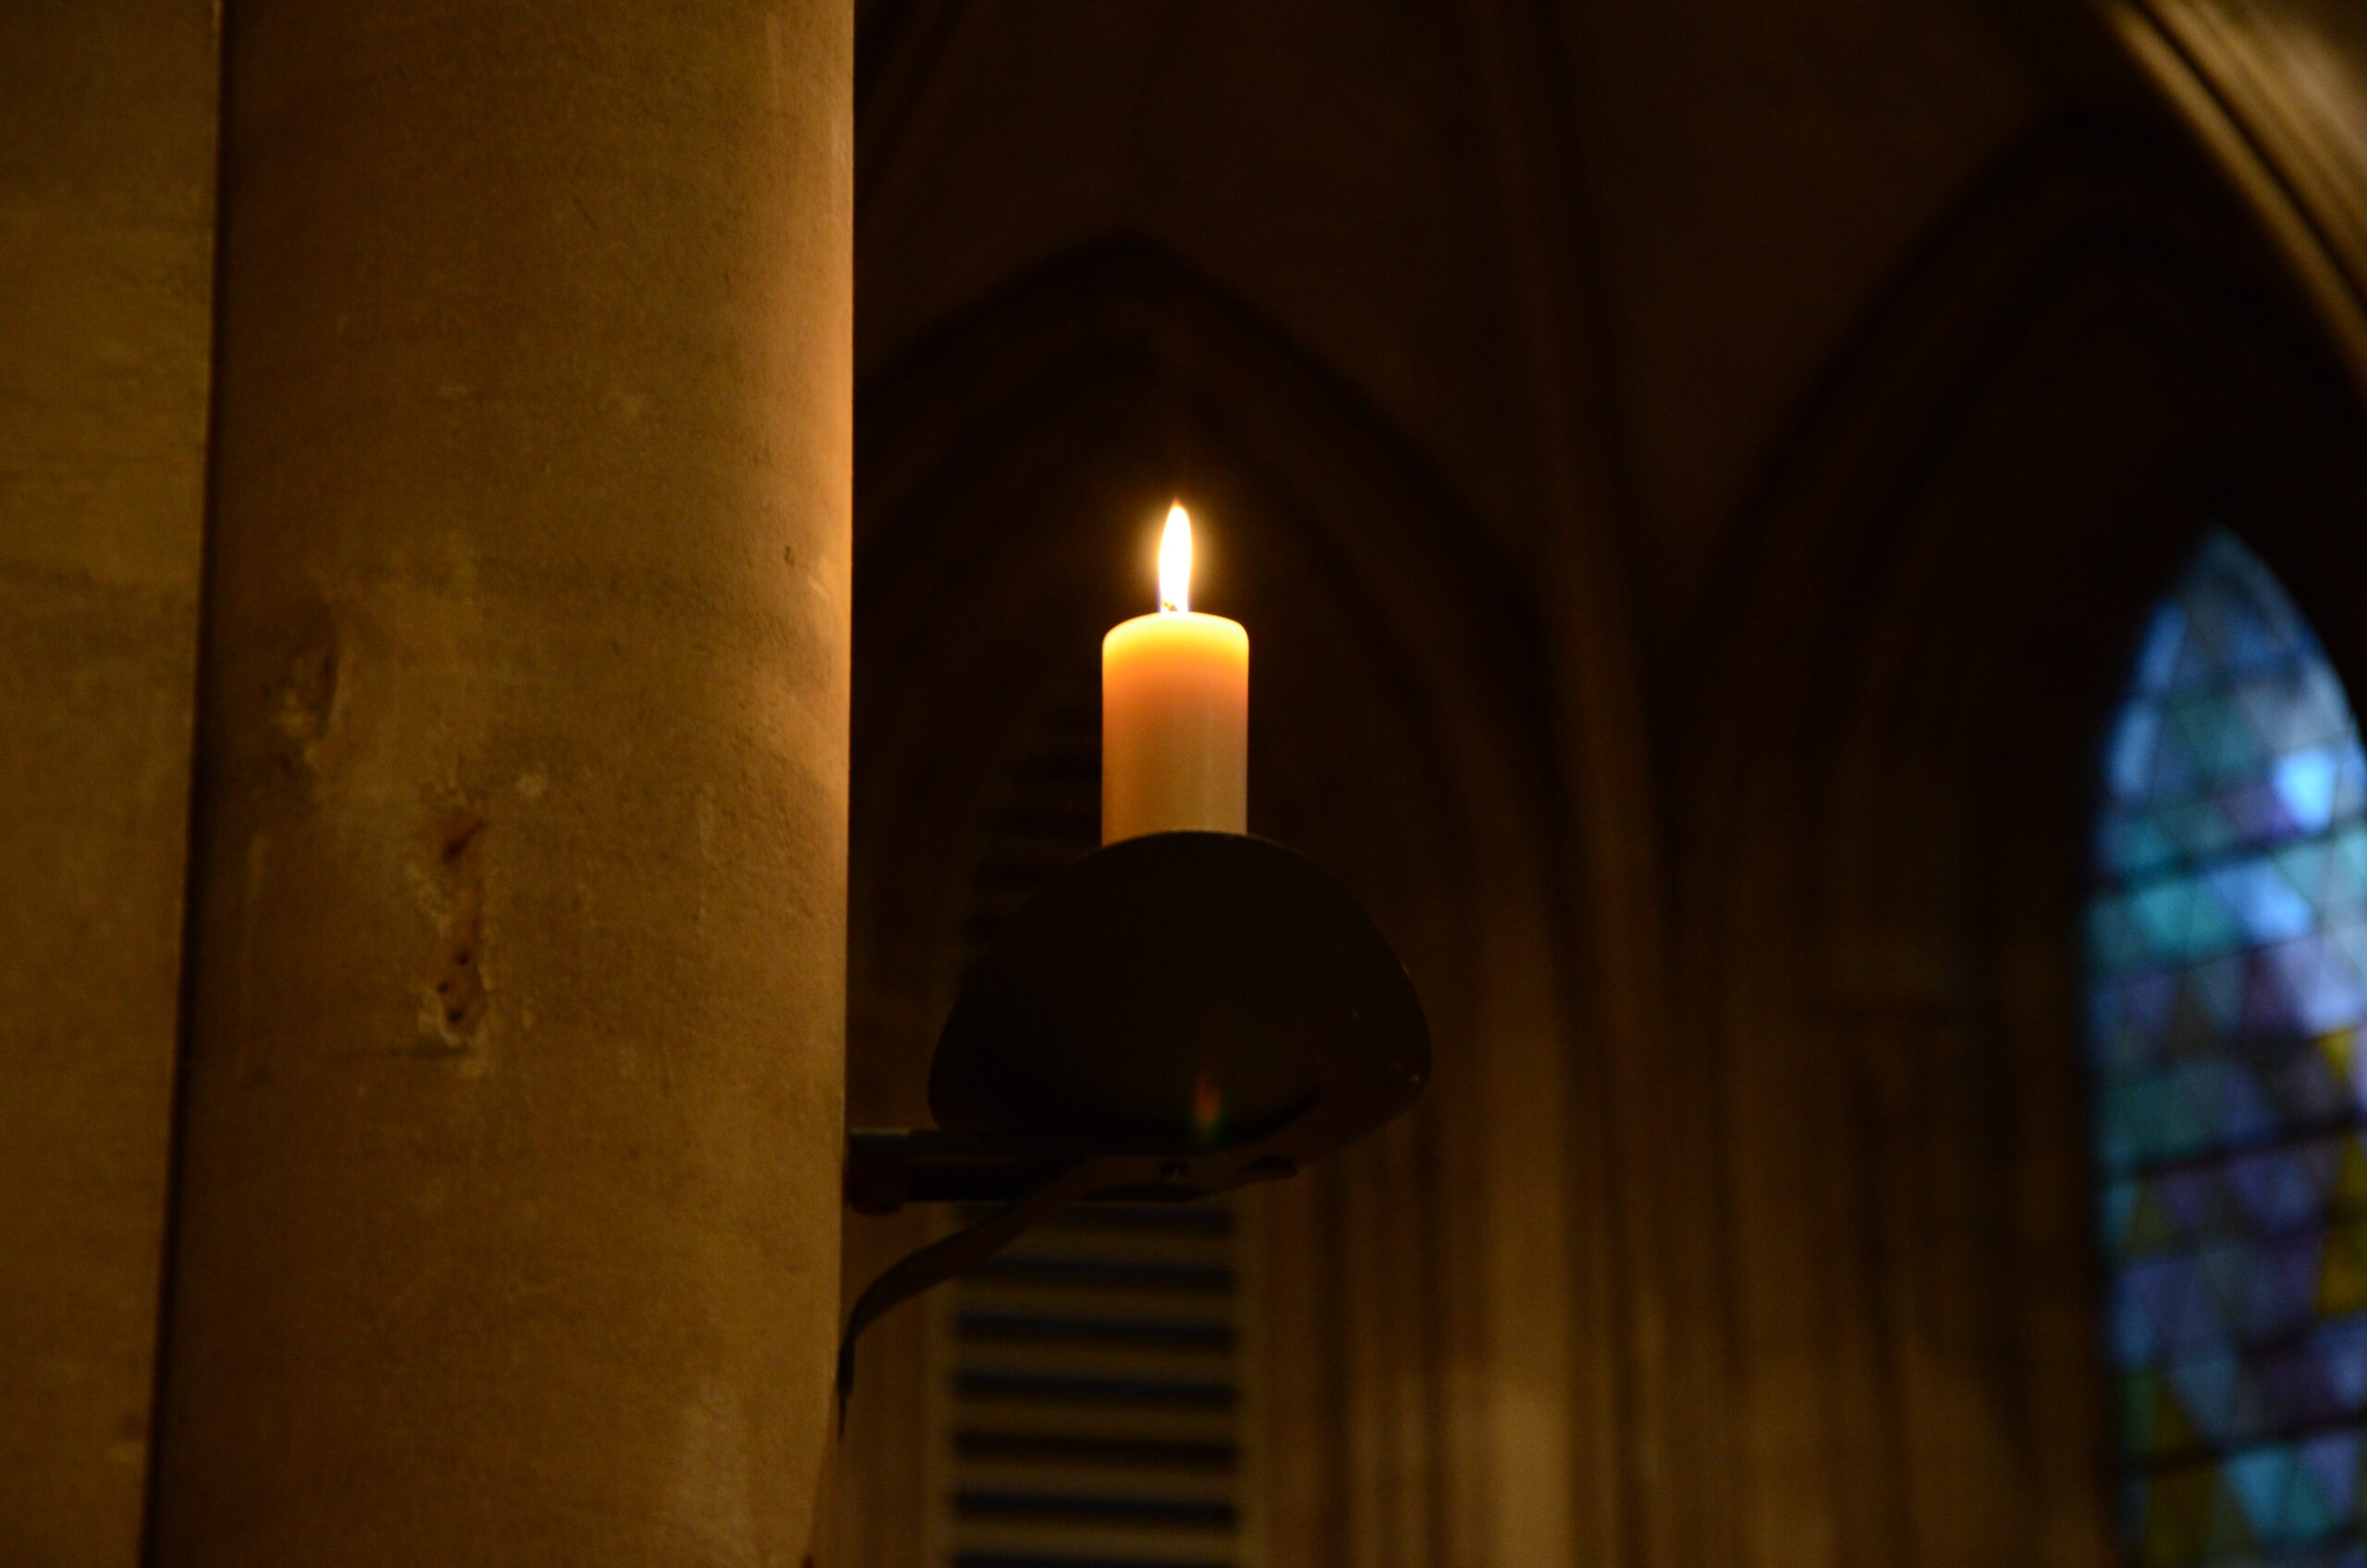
148,2,850,1563
0,3,217,1562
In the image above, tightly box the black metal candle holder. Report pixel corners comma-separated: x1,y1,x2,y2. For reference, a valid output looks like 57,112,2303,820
838,830,1429,1409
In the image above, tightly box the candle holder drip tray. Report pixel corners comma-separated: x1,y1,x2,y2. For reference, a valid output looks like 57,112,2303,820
838,830,1429,1409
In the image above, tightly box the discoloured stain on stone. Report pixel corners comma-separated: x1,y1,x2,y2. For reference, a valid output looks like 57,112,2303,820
267,603,339,774
418,800,487,1047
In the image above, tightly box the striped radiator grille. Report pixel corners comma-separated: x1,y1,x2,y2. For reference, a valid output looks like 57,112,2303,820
945,1199,1245,1568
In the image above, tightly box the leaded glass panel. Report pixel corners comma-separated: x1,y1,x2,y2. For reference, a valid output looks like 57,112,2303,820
2093,529,2367,1568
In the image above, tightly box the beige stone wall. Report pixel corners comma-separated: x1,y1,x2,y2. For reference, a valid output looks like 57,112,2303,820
144,2,852,1563
0,1,853,1557
0,3,218,1562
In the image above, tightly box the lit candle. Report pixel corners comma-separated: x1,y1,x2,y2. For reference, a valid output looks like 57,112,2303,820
1102,504,1249,843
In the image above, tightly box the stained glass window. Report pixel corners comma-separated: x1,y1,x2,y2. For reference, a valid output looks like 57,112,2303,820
2092,529,2367,1568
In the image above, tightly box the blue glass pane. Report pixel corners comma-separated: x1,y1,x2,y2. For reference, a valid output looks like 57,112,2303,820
2093,530,2367,1568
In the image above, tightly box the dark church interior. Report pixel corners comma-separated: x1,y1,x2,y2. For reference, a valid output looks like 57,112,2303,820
9,1,2367,1564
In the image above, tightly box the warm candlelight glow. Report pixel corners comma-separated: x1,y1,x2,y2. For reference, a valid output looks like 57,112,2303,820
1159,503,1193,613
1103,502,1247,843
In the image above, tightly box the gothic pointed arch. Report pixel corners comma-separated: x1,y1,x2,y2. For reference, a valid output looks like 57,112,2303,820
1672,121,2367,1566
839,236,1586,1568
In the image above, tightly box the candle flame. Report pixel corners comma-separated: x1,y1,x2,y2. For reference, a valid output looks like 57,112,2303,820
1159,503,1192,614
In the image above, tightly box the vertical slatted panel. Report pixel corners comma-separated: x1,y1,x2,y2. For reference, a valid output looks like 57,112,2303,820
947,1202,1245,1568
947,665,1250,1568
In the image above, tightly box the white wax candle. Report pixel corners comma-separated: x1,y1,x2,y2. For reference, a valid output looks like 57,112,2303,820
1102,505,1248,843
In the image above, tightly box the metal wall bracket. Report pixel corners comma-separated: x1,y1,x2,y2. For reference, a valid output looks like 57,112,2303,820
836,831,1429,1415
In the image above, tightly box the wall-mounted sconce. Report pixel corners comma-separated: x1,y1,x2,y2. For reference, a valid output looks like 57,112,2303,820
839,828,1429,1410
839,504,1429,1411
